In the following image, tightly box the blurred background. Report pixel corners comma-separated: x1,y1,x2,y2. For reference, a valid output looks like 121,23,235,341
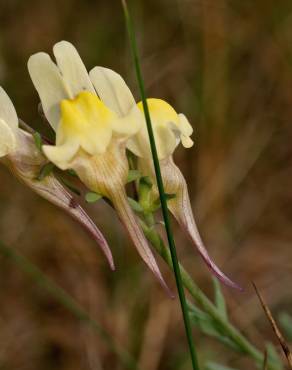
0,0,292,369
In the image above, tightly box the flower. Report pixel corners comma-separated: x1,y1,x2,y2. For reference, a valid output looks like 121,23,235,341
127,99,194,160
91,66,240,290
0,86,114,269
28,41,170,294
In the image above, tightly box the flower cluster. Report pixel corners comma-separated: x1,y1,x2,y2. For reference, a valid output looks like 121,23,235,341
0,41,239,292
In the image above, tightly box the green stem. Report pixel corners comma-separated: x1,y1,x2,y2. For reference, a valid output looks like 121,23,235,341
141,221,281,370
121,2,200,369
0,241,139,370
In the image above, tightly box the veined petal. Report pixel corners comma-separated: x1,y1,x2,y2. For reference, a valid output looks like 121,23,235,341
89,67,136,117
53,41,95,98
0,119,17,157
43,139,79,170
28,52,68,131
0,87,18,134
161,159,242,290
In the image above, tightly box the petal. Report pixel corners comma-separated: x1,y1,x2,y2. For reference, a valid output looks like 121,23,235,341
181,135,194,148
178,113,193,137
155,124,177,159
80,125,112,155
0,119,17,157
28,52,68,131
112,106,142,136
43,139,79,170
53,41,95,98
0,87,18,134
126,135,144,158
126,121,178,160
126,123,150,158
89,67,136,117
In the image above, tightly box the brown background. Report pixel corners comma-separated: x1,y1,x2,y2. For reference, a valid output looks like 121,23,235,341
0,0,291,369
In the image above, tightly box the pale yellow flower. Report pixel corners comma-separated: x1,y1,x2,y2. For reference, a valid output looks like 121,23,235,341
127,99,194,160
0,87,114,269
28,41,170,294
92,67,240,289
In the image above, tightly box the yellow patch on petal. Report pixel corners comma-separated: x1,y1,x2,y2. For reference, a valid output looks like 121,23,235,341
137,99,179,126
132,98,193,160
57,91,117,156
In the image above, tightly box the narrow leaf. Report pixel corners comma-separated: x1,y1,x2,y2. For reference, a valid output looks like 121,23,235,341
253,283,292,369
128,197,144,213
33,132,43,152
68,169,78,177
279,312,292,341
37,162,55,181
140,176,152,187
85,192,102,203
265,343,283,369
213,277,228,320
263,349,268,370
205,362,238,370
127,170,141,183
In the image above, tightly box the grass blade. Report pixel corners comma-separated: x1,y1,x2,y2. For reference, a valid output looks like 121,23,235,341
121,1,200,369
253,282,292,369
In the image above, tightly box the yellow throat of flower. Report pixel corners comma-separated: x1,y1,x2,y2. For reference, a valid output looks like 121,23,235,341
57,91,117,155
